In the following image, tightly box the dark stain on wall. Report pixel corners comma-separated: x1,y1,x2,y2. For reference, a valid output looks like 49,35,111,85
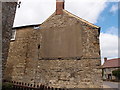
39,23,83,59
2,2,17,77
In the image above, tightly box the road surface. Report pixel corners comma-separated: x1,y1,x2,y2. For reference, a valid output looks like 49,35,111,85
103,81,120,89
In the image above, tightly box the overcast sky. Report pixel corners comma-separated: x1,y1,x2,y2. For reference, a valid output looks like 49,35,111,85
13,0,119,64
13,0,109,26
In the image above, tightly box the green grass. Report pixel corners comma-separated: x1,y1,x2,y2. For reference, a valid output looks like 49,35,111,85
2,82,13,90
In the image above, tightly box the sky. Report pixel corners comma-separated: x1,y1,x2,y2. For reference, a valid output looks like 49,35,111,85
13,0,119,64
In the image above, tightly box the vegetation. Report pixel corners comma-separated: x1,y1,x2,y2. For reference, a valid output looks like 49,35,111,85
112,69,120,80
2,82,13,90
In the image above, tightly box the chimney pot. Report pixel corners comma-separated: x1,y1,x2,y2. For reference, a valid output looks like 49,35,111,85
56,0,65,15
104,57,107,62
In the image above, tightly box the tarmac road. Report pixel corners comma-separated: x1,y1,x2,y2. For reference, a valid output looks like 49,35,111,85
103,81,120,89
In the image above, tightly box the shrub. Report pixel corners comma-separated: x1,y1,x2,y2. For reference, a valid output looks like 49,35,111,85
2,82,13,90
112,69,120,79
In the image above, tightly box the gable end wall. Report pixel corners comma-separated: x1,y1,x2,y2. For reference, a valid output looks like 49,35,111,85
4,14,102,88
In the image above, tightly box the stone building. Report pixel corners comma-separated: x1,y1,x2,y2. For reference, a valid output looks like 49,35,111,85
102,58,120,80
4,0,102,88
1,1,17,77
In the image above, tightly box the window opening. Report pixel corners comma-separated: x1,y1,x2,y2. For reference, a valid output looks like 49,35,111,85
11,30,16,41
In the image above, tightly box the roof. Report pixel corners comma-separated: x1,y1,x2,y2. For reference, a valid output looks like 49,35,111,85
103,58,120,68
13,24,40,29
63,10,100,29
42,10,100,29
12,10,100,29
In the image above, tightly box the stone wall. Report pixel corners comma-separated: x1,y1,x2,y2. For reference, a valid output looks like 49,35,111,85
4,12,102,88
2,2,17,76
41,11,100,59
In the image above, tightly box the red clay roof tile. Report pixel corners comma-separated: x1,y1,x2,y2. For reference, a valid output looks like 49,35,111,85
103,58,120,68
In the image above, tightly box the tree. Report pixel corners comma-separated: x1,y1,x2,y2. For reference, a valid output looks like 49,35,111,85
112,69,120,80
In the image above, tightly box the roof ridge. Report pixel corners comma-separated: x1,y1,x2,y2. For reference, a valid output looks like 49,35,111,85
41,12,56,24
107,58,120,61
103,58,120,68
63,10,99,29
13,10,100,29
13,24,40,29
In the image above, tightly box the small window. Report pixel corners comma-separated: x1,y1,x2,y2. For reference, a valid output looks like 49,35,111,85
11,30,16,41
33,26,40,30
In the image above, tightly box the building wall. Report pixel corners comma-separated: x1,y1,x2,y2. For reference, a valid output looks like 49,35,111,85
38,24,83,59
40,12,100,59
4,13,102,88
103,68,119,80
1,2,17,77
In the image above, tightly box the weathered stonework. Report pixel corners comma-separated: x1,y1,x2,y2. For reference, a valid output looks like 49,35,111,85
1,2,17,77
4,10,102,88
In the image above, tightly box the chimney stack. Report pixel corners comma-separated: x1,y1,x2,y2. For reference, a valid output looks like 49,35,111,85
56,0,65,15
104,57,107,62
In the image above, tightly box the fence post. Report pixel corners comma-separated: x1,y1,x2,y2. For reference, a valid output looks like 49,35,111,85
3,81,69,90
36,84,39,90
44,85,47,90
40,84,43,90
51,87,54,90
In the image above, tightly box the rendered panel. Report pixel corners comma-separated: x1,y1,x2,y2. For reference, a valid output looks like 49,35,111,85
40,23,83,59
